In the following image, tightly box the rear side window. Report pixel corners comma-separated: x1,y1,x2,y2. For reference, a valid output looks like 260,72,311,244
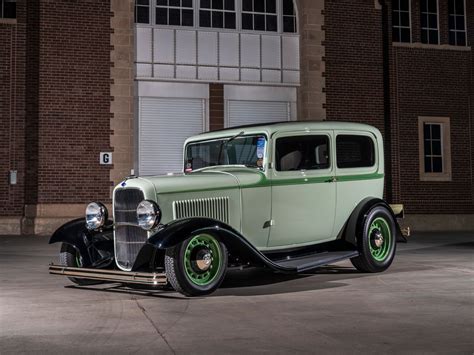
336,135,375,169
276,135,330,171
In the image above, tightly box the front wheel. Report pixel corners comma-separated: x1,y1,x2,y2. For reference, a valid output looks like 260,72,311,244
351,206,397,273
164,233,228,296
59,243,102,286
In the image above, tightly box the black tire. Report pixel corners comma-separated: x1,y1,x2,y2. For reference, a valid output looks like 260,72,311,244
59,243,102,286
350,206,397,273
164,233,228,297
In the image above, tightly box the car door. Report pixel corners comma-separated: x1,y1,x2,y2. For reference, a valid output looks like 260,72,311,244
267,130,337,248
333,130,383,236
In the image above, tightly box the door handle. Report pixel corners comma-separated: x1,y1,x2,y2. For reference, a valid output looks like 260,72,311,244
325,176,337,183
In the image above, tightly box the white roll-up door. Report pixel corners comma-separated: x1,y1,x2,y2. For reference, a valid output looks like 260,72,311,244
227,100,290,127
139,97,205,175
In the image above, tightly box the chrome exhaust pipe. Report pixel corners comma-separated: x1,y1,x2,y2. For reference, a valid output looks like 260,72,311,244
49,264,167,286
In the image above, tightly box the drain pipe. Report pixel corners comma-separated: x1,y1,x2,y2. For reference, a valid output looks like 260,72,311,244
378,0,393,203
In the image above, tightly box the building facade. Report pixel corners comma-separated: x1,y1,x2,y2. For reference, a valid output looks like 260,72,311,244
0,0,472,235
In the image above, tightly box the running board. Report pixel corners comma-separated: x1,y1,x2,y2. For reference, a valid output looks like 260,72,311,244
273,250,359,273
49,264,167,286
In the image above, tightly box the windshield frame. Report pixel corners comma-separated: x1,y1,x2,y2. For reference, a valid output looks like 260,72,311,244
183,133,269,173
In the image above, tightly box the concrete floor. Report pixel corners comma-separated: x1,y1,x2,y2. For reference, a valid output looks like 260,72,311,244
0,233,473,354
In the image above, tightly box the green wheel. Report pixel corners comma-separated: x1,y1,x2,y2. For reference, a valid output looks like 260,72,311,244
351,206,396,273
165,233,228,296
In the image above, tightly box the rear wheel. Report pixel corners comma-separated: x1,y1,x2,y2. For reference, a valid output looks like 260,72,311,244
351,206,396,273
59,243,102,286
165,233,228,296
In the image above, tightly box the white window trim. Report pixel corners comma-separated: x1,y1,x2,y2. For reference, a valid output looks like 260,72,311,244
418,116,452,182
448,0,468,47
137,0,298,35
198,0,237,30
393,0,412,43
420,0,440,45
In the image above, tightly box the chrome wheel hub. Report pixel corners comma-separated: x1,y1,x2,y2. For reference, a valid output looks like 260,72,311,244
371,230,384,249
195,250,212,271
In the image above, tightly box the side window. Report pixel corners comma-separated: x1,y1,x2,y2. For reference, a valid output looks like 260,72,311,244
336,135,375,169
276,135,330,172
242,0,277,32
135,0,150,24
418,116,452,181
392,0,411,43
200,0,236,29
156,0,194,27
420,0,439,44
1,0,16,19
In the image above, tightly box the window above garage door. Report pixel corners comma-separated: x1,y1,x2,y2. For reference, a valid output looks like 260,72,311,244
134,0,300,85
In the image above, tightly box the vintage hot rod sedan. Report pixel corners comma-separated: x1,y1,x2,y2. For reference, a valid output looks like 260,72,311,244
49,121,407,296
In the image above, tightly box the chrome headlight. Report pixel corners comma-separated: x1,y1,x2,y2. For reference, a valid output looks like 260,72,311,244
85,202,108,231
137,200,161,231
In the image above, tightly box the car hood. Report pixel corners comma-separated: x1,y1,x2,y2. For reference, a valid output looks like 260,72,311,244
133,167,266,195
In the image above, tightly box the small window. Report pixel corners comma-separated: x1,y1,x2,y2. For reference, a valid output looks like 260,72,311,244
448,0,466,46
275,135,330,172
135,0,150,24
242,0,277,32
1,0,16,19
336,135,375,169
282,0,296,33
420,0,439,44
392,0,411,43
419,117,452,181
156,0,194,27
200,0,236,29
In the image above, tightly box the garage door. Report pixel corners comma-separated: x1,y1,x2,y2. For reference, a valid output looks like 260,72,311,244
227,100,290,127
139,97,205,175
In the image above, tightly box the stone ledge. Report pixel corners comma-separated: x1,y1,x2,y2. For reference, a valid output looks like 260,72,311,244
0,217,22,235
393,42,471,51
400,214,474,232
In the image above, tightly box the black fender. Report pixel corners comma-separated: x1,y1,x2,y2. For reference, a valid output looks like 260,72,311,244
49,218,114,268
343,197,407,247
141,218,297,273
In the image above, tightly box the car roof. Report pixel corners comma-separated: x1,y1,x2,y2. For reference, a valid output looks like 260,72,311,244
186,121,380,144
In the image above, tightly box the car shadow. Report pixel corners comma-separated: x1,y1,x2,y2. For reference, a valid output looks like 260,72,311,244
213,266,365,297
65,265,369,299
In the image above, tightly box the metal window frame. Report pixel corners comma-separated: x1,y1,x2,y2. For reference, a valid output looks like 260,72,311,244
136,0,299,35
418,116,452,182
423,122,443,173
135,0,151,24
448,0,467,46
392,0,412,43
420,0,440,45
155,0,195,26
198,0,237,29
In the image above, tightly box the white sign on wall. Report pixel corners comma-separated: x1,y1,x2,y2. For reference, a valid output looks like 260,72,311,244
100,152,113,165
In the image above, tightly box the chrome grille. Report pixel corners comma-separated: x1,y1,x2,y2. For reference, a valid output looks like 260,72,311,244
114,188,147,270
173,197,229,223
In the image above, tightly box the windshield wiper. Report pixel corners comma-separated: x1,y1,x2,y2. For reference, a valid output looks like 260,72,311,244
217,131,245,165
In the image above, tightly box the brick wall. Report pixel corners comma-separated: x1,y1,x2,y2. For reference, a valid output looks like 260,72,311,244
209,84,224,131
34,0,112,204
390,0,474,214
324,0,473,214
0,1,26,217
325,0,385,132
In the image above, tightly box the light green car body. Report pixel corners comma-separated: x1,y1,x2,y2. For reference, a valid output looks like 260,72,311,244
114,121,384,252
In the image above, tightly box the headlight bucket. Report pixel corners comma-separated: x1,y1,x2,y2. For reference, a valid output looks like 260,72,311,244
85,202,108,231
137,200,161,231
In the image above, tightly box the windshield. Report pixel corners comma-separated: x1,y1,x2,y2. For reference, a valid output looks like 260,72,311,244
184,135,267,172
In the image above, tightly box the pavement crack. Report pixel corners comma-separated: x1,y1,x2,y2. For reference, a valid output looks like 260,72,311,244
133,297,176,354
